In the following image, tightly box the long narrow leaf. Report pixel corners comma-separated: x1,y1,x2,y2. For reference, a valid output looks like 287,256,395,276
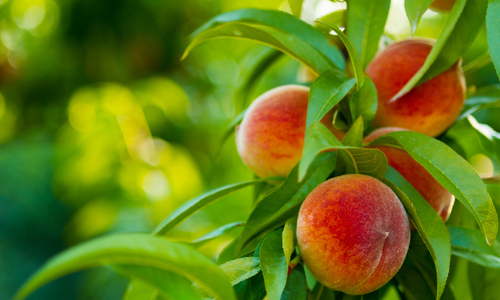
154,179,264,236
346,0,391,68
316,21,365,89
183,22,334,75
486,0,500,80
450,226,500,268
368,131,498,245
190,9,345,70
14,234,236,300
390,0,469,102
384,167,451,300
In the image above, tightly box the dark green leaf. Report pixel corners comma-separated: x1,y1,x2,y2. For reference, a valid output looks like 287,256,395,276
260,229,288,300
183,23,334,75
487,0,500,80
288,0,304,18
244,272,267,300
115,266,201,300
391,0,485,101
316,21,365,89
346,148,388,180
282,217,297,265
238,152,337,252
384,167,451,300
349,77,377,128
342,116,364,147
220,257,262,286
450,226,500,268
14,234,235,300
191,222,243,247
458,85,500,120
281,265,307,300
346,0,391,68
420,0,488,83
468,262,500,300
299,121,354,181
306,69,356,130
404,0,434,34
190,9,345,70
154,179,263,236
397,246,456,300
369,131,499,245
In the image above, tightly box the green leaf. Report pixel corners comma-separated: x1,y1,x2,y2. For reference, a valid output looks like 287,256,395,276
391,0,487,101
316,21,365,89
220,257,262,286
341,116,364,147
349,77,377,128
384,167,451,300
238,152,337,252
260,229,288,300
468,262,500,300
288,0,304,18
184,23,334,75
300,121,387,180
346,0,391,68
216,110,247,160
237,47,283,112
189,9,345,70
299,121,354,181
123,280,158,300
487,0,500,80
154,179,263,236
282,217,297,264
397,246,455,300
115,266,201,300
14,234,235,300
306,69,356,130
404,0,434,34
316,9,346,33
244,272,267,300
281,265,307,300
369,131,499,245
458,84,500,120
450,226,500,268
191,222,244,247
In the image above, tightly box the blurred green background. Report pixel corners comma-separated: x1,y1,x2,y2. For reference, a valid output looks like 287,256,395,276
0,0,498,299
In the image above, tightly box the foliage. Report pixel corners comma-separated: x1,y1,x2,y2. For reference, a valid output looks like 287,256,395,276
7,0,500,299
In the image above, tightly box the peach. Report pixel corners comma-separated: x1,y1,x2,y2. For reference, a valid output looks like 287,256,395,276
364,127,455,224
430,0,456,12
297,174,410,295
236,85,345,178
366,39,466,137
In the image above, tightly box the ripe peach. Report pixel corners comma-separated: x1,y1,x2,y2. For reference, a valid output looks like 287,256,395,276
236,85,345,178
364,127,455,224
430,0,456,12
366,39,466,137
297,174,410,295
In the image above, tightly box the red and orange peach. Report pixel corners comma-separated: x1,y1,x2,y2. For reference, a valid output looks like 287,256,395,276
366,39,466,137
364,127,455,224
297,174,410,295
236,85,345,178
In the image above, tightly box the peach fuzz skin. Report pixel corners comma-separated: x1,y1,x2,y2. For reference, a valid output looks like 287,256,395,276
364,127,455,225
297,174,410,295
236,85,345,178
366,39,465,137
430,0,456,12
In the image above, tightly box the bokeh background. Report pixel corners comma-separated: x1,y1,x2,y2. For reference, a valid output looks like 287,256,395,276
0,0,498,299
